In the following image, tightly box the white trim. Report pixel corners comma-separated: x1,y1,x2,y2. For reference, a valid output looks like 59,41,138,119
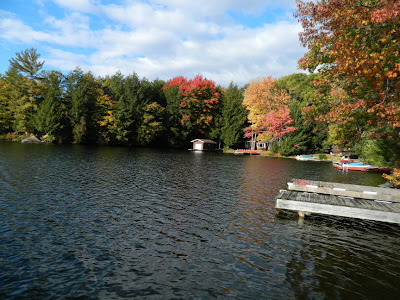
306,185,318,189
364,191,378,195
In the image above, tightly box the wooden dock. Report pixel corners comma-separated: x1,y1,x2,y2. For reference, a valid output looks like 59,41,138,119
234,149,259,155
275,179,400,224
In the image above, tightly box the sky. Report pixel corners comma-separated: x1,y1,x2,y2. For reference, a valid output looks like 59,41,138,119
0,0,306,86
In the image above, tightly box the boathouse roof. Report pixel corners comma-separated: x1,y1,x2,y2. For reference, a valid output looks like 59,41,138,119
190,139,217,144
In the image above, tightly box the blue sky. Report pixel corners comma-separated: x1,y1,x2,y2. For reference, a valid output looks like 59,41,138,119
0,0,305,86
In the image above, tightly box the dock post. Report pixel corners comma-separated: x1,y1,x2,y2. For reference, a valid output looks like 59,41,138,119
298,211,311,219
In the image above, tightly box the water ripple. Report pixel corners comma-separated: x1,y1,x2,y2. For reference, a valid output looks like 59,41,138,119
0,143,399,299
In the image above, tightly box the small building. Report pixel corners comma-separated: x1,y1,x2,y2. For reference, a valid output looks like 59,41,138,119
191,139,218,151
245,139,268,151
256,140,268,151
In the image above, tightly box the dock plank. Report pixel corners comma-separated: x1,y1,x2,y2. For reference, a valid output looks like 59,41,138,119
276,198,400,224
276,188,400,224
289,179,400,203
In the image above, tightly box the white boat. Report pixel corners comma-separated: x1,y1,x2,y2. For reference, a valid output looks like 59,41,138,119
296,155,317,161
333,162,391,173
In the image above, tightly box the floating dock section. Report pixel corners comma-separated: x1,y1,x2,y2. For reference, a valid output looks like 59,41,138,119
275,179,400,224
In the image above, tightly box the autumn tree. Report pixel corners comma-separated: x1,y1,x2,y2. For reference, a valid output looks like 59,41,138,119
295,0,400,144
243,76,295,150
163,75,221,146
96,78,118,144
137,102,165,145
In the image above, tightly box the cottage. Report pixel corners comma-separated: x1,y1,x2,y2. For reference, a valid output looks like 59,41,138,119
256,140,268,151
245,139,268,150
190,139,218,151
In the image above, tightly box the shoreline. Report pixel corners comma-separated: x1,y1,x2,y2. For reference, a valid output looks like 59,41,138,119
223,148,342,162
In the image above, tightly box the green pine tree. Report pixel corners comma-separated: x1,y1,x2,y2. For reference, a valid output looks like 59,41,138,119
34,71,67,142
220,83,248,148
7,48,45,133
67,68,101,144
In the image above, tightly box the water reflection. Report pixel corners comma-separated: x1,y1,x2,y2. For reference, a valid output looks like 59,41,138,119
0,143,397,299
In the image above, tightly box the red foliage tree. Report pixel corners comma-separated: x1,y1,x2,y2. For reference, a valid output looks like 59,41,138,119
163,75,220,135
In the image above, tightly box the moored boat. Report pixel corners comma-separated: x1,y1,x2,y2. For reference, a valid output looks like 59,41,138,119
339,156,353,163
333,162,391,173
296,155,317,161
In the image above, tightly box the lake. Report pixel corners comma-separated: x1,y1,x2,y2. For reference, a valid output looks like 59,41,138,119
1,142,399,299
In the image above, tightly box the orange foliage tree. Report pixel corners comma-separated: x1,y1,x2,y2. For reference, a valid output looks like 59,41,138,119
295,0,400,142
383,168,400,188
242,76,295,148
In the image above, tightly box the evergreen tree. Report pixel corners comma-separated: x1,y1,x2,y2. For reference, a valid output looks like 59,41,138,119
220,83,248,148
7,48,45,133
150,79,167,107
163,82,188,148
34,71,67,142
113,73,143,145
9,48,44,80
67,68,101,144
208,88,224,148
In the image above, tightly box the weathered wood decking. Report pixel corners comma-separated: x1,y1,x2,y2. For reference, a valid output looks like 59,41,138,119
288,179,400,202
276,179,400,224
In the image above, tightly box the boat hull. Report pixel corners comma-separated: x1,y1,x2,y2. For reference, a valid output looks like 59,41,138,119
333,163,391,173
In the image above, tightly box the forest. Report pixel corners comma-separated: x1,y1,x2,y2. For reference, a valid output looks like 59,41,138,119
0,0,399,169
0,52,329,153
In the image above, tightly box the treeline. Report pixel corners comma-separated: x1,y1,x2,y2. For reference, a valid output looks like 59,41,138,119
0,48,250,148
0,48,333,154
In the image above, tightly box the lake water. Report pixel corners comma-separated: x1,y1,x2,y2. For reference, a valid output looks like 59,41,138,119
1,142,399,299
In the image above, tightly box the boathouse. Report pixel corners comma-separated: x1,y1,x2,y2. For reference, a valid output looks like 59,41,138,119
190,139,217,151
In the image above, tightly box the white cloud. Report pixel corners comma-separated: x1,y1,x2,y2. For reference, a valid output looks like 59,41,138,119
0,0,306,86
45,48,88,70
0,11,51,44
49,0,98,13
80,20,304,85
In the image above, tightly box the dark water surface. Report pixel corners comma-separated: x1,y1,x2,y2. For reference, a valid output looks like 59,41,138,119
1,142,399,299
